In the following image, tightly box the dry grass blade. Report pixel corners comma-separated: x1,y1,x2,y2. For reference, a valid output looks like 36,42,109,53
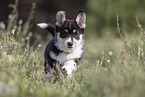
55,62,65,81
117,15,135,65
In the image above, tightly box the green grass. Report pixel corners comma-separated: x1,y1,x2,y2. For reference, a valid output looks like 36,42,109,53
0,1,145,97
0,29,144,97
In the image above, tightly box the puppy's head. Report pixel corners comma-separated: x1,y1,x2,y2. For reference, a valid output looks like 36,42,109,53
56,10,86,50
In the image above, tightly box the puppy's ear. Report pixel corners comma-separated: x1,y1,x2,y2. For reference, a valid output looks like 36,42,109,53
56,11,66,26
37,23,56,37
75,10,86,29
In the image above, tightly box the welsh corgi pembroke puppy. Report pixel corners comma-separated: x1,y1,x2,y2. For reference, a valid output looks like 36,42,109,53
37,10,86,78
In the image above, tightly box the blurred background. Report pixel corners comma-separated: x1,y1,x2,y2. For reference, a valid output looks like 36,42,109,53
0,0,145,40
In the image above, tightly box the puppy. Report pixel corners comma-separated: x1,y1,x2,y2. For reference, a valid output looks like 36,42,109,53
37,10,86,78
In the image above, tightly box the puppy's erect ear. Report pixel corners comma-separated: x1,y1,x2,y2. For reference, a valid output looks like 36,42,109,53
56,11,66,26
37,23,56,37
75,10,86,29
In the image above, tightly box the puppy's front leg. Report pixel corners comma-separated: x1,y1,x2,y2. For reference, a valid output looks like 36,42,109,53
61,60,77,75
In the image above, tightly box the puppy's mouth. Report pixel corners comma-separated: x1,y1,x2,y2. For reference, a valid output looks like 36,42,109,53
67,46,73,49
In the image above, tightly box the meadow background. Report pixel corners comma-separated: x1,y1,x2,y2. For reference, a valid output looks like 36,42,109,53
0,0,144,97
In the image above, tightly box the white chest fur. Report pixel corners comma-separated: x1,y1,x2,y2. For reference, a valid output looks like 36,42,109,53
49,44,83,64
49,45,83,75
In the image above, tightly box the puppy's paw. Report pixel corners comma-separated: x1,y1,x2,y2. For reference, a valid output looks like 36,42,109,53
61,60,77,75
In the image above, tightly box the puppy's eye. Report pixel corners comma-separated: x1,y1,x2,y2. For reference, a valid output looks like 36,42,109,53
74,32,78,35
63,29,68,33
60,29,68,38
62,33,67,37
73,32,80,40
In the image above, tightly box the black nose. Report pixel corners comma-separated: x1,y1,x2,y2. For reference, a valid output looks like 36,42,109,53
67,42,73,47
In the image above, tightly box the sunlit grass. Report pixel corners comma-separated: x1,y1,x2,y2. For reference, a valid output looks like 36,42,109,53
0,0,145,97
0,29,144,97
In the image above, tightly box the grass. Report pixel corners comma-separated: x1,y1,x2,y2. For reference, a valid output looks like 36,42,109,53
0,1,145,97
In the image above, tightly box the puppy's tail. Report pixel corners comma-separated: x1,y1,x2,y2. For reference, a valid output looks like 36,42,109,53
37,23,56,37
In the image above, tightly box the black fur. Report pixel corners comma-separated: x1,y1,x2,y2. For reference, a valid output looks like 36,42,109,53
44,38,63,72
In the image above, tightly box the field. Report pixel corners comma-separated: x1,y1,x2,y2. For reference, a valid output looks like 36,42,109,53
0,26,144,97
0,2,145,97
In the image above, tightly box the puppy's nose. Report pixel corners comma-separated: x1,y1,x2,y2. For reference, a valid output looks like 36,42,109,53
67,42,73,48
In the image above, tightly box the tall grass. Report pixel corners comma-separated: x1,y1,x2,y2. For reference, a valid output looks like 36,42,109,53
0,0,145,97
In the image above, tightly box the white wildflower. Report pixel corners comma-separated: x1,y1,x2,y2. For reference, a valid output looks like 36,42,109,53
0,22,6,29
11,29,15,34
107,59,111,63
18,19,23,25
24,48,28,52
109,51,113,56
38,44,41,47
8,14,13,19
26,36,29,40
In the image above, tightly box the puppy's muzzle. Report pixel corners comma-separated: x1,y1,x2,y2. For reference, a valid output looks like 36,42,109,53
67,42,73,48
